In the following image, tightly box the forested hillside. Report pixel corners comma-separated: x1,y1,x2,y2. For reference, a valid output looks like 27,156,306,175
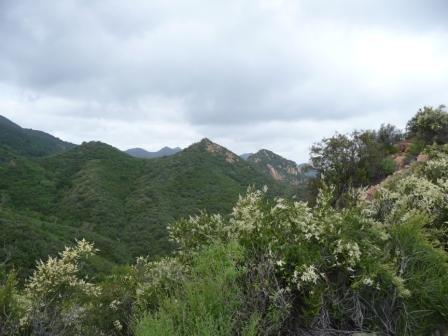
0,132,290,279
0,115,75,158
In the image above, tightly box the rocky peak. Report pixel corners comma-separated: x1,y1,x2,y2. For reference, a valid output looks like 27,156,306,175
188,138,240,163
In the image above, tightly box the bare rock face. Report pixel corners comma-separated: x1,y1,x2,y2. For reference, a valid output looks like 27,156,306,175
247,149,314,186
364,184,380,200
397,140,412,153
267,164,283,181
394,154,406,170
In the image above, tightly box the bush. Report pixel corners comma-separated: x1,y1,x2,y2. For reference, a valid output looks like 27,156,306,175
22,239,102,335
0,271,23,335
407,105,448,144
135,242,247,336
167,186,443,334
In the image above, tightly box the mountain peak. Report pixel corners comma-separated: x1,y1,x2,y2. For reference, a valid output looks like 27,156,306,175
250,149,296,165
247,148,314,185
187,138,241,163
198,137,214,145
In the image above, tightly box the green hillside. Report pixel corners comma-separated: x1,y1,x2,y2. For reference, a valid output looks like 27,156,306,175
0,115,75,158
0,136,287,278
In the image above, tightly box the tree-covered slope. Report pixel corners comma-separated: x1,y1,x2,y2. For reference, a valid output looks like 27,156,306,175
0,138,288,276
0,115,75,158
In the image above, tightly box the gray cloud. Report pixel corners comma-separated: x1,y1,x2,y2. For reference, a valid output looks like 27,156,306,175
0,0,447,162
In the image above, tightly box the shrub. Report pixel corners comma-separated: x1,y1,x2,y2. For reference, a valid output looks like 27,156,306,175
135,242,248,336
407,105,448,144
0,271,23,335
23,239,101,335
167,187,432,334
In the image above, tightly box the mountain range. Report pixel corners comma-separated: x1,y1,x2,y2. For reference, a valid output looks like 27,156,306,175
125,146,182,158
0,115,314,278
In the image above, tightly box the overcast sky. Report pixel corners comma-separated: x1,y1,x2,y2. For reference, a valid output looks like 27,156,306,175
1,0,447,162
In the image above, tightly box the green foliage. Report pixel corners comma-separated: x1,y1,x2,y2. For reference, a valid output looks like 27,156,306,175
310,128,400,203
22,240,102,335
377,123,404,152
133,256,186,313
407,105,448,144
0,115,75,158
0,271,23,335
85,265,136,335
389,214,448,334
0,139,286,279
135,242,246,336
380,157,396,176
406,138,426,157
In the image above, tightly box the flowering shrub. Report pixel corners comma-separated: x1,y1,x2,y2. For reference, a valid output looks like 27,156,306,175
167,186,422,333
23,239,101,335
367,149,448,247
168,212,228,253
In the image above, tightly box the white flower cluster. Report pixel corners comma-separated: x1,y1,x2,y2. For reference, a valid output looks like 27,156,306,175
424,155,448,181
168,212,227,252
113,319,123,331
334,240,361,267
291,264,321,290
230,188,265,235
23,239,101,329
397,175,445,211
286,201,322,242
362,277,374,286
26,239,100,299
109,299,121,311
369,174,446,222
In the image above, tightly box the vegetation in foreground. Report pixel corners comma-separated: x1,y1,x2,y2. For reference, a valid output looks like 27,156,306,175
1,105,447,335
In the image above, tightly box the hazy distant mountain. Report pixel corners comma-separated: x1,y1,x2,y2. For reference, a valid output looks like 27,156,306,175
126,146,182,158
298,162,318,178
247,149,316,185
240,153,253,160
0,115,75,157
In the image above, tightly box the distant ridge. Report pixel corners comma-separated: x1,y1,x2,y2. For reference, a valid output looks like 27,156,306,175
0,115,75,157
240,153,253,160
126,146,181,158
248,149,316,185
